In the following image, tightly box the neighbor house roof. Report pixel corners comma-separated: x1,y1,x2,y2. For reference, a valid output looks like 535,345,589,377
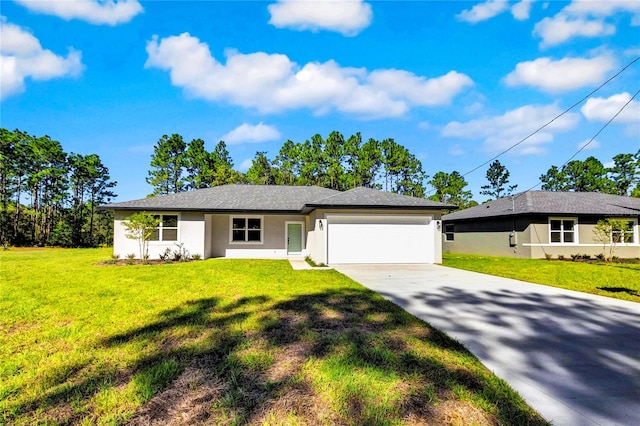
100,184,455,213
443,191,640,221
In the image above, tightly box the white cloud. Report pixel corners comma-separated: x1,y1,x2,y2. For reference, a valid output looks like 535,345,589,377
145,33,473,118
534,0,640,47
442,103,581,155
504,54,615,93
0,18,83,99
456,0,509,24
222,123,282,145
449,144,466,156
511,0,535,20
268,0,372,36
534,15,615,47
14,0,143,25
578,139,601,151
238,158,253,172
581,92,640,124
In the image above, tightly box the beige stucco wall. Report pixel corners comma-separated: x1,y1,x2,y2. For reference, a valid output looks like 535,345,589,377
113,211,206,259
209,214,307,259
444,216,640,259
526,219,640,259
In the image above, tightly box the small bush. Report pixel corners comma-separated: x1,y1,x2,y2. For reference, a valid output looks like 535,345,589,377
570,254,579,261
125,253,136,265
304,256,326,267
595,253,605,261
582,254,591,260
173,243,190,262
191,253,202,260
159,247,172,262
612,256,620,263
544,253,553,260
558,254,565,260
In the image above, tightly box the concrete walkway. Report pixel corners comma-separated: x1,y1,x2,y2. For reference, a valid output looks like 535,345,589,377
334,264,640,426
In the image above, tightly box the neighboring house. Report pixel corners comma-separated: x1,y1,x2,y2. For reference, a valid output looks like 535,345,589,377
100,184,454,264
442,191,640,259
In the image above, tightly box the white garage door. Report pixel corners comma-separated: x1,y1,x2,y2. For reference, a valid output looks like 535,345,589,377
327,215,434,264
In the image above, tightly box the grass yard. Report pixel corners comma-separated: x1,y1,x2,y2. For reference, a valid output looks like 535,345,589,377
443,254,640,303
1,248,546,425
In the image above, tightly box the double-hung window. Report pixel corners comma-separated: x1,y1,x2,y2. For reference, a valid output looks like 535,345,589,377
150,214,178,242
549,218,576,244
444,224,455,241
612,219,635,244
231,217,262,243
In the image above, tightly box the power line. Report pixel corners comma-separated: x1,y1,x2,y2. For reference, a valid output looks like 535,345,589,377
519,88,640,195
425,55,640,196
460,55,640,179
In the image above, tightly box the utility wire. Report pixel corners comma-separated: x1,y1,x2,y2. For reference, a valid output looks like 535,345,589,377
425,55,640,196
460,55,640,179
518,88,640,195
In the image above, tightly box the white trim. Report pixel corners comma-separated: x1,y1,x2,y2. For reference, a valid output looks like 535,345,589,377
148,212,181,244
229,215,264,245
548,216,579,245
609,217,638,244
524,243,640,247
285,221,305,255
225,248,287,258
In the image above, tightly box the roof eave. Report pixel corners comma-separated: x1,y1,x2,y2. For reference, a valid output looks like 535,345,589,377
99,205,305,214
306,203,455,210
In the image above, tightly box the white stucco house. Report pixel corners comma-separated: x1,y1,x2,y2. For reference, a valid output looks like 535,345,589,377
100,184,454,264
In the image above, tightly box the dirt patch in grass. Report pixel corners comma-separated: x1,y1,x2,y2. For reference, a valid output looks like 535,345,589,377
128,360,225,426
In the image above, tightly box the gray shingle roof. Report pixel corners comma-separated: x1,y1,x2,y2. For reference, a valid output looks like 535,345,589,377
102,185,340,212
308,186,455,209
443,191,640,221
101,184,454,212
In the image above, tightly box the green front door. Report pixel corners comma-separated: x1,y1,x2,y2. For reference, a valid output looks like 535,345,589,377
287,223,302,254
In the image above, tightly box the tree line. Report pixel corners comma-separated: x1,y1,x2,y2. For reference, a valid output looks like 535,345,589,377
0,128,116,247
148,131,428,197
3,127,637,248
539,152,640,196
147,131,479,207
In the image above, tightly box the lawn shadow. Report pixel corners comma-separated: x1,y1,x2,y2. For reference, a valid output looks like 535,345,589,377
597,286,639,296
15,285,546,425
259,288,546,425
370,281,640,426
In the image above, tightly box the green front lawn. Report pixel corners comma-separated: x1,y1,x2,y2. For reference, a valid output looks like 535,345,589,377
1,248,546,425
443,254,640,303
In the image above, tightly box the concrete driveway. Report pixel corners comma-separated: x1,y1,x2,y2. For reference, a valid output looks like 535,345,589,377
334,264,640,426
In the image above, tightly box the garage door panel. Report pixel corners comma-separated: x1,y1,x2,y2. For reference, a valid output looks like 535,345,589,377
327,216,434,264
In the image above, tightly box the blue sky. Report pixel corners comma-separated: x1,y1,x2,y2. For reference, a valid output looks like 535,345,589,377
1,0,639,202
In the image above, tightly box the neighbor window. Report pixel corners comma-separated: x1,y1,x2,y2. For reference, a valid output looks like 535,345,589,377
231,217,262,243
611,220,635,244
549,218,576,244
444,223,455,241
150,214,178,241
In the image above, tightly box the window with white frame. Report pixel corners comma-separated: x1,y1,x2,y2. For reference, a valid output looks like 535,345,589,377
150,214,178,241
231,217,262,243
444,223,455,241
549,218,577,244
611,219,636,244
